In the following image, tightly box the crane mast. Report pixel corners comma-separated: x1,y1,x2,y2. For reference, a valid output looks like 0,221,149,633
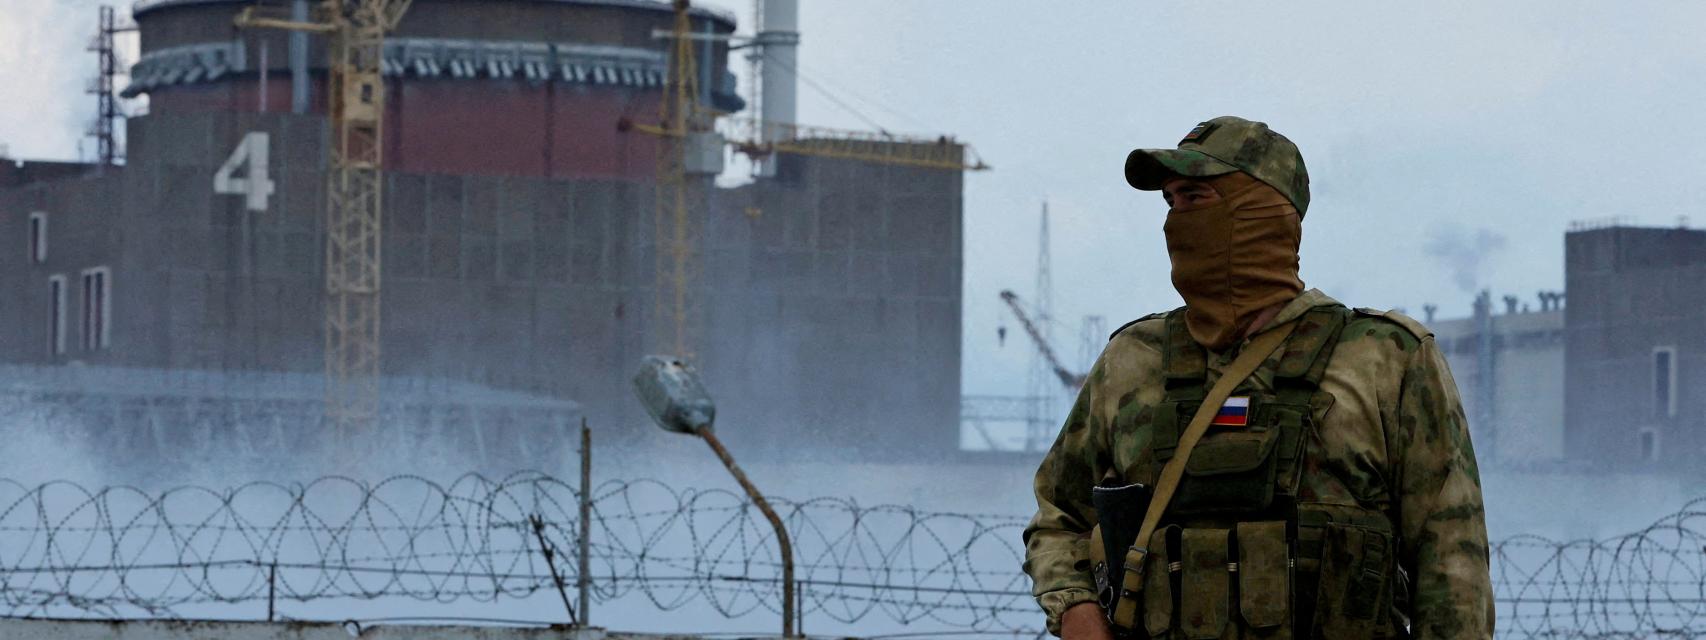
656,0,705,360
237,0,412,435
620,0,988,361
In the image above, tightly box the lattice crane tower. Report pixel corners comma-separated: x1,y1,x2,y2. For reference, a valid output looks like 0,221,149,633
236,0,413,434
626,0,988,361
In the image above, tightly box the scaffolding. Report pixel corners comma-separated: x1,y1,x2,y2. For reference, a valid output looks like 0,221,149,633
86,5,135,166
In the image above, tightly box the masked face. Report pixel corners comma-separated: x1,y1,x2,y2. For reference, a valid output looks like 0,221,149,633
1161,172,1304,351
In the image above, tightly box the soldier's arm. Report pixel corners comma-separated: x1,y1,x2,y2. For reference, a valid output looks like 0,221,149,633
1022,378,1106,636
1394,336,1495,639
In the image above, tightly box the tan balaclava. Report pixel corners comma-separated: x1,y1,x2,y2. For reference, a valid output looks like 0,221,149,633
1162,171,1303,351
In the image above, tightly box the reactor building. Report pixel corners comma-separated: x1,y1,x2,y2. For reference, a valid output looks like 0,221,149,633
0,0,967,473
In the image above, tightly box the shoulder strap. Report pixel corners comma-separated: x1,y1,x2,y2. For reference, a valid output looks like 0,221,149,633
1110,320,1298,627
1109,310,1170,342
1161,308,1206,385
1274,305,1350,387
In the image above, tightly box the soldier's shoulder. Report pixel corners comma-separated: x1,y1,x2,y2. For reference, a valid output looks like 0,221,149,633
1345,306,1433,352
1108,309,1176,343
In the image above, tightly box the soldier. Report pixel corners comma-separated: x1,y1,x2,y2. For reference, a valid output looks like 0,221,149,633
1022,116,1493,639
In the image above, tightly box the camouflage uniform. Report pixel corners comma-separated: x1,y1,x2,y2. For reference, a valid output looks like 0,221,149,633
1022,289,1494,638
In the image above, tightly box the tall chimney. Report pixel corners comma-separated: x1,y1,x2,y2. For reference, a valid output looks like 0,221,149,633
290,0,309,114
754,0,799,177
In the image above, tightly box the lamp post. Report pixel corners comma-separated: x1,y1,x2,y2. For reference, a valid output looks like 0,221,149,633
631,356,796,638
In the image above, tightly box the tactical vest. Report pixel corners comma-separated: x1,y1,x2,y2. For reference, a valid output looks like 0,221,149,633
1129,304,1403,639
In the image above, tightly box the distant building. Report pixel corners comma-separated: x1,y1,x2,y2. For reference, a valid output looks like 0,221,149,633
1424,223,1706,473
1430,292,1566,467
0,0,966,470
1564,225,1706,471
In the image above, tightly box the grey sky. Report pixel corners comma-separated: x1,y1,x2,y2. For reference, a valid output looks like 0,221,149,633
5,0,1702,401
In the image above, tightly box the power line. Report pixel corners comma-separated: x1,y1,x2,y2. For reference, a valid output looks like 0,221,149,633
760,54,891,135
763,54,937,134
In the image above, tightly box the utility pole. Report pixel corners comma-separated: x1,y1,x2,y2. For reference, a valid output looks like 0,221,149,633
1078,315,1106,374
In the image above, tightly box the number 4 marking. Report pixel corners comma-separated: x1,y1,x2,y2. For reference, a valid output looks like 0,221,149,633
213,132,275,212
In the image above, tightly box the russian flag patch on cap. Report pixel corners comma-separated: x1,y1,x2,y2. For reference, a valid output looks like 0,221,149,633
1211,396,1250,427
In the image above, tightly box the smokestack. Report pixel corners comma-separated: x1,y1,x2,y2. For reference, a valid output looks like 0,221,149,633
1502,295,1519,315
290,0,309,114
754,0,799,177
1471,290,1497,461
1423,303,1437,323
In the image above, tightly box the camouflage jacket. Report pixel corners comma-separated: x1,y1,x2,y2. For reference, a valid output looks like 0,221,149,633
1022,290,1493,638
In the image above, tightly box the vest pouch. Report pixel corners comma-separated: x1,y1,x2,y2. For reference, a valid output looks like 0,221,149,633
1235,521,1291,639
1310,523,1394,640
1144,525,1180,638
1171,422,1281,516
1179,528,1233,640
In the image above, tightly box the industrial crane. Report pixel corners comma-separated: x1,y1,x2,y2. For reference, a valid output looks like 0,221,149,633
1000,290,1086,390
622,0,989,360
236,0,413,434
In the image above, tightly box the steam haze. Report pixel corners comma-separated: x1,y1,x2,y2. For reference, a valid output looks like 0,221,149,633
1426,225,1510,293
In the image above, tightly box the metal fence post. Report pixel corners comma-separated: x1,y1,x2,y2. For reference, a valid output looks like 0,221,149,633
267,561,276,622
577,418,592,627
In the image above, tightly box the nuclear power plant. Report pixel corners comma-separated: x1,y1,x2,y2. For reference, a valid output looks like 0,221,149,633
0,0,975,472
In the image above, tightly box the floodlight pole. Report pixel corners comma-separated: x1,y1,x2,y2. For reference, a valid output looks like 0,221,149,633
696,426,795,638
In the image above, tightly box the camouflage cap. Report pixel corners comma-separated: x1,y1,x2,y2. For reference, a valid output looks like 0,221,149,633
1125,116,1311,216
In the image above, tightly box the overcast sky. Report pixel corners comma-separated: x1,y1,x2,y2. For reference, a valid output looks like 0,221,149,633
5,0,1704,401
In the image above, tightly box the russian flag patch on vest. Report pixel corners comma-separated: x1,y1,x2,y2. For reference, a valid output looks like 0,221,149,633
1211,396,1250,427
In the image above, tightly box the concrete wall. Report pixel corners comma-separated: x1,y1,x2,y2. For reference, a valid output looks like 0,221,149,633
0,168,125,365
698,154,964,458
1564,226,1706,472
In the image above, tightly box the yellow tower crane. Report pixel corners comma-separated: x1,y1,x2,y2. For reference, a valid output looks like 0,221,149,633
236,0,413,435
622,0,989,361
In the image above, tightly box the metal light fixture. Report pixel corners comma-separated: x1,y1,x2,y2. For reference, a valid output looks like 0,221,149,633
631,356,796,637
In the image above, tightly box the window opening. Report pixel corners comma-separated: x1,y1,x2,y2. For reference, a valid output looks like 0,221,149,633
48,275,66,355
28,211,47,264
81,267,111,351
1654,347,1677,418
1638,428,1659,463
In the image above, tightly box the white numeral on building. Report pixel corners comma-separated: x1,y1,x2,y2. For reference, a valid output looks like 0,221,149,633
213,132,274,212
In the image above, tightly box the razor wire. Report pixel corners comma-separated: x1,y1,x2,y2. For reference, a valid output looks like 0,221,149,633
0,473,1701,638
0,472,1036,631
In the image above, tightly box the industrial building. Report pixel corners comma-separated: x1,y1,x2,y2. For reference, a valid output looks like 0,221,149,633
1421,222,1706,474
1430,291,1566,467
0,0,968,473
1564,224,1706,471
